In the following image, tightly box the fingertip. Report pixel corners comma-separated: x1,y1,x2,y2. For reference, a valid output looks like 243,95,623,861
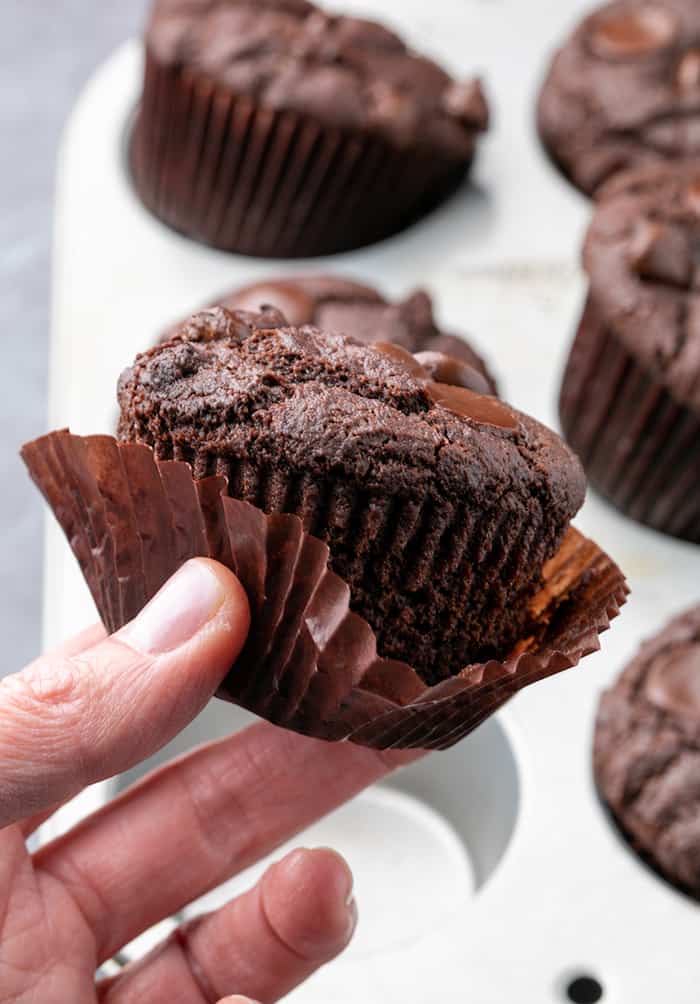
262,847,357,961
305,846,355,907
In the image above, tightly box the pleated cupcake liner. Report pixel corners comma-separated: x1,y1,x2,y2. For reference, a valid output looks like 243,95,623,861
22,430,627,750
560,296,700,544
164,444,562,685
129,51,471,258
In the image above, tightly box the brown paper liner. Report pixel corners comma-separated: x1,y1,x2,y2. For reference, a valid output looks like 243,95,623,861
129,51,471,258
22,431,627,750
560,296,700,544
173,449,560,688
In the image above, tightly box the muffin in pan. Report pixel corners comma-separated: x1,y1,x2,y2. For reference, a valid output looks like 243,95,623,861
595,603,700,899
559,162,700,543
24,309,628,748
538,0,700,196
162,275,498,395
131,0,489,257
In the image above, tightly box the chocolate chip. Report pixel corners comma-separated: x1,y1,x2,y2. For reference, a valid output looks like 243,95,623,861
176,308,252,345
221,282,316,327
442,78,489,130
677,48,700,92
367,81,418,139
414,351,492,395
645,643,700,719
642,117,685,153
399,290,434,331
588,6,677,60
425,382,518,429
685,177,700,217
628,219,693,287
372,341,431,379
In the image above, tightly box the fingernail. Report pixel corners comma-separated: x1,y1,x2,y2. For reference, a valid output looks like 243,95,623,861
346,896,358,941
219,998,260,1004
316,846,354,902
120,559,226,655
315,846,356,941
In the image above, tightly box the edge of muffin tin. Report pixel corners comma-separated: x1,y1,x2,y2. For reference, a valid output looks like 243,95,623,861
41,6,700,1002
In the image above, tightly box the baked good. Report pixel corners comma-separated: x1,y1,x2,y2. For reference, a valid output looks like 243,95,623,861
164,275,497,394
130,0,488,256
538,0,700,195
118,306,586,684
595,603,700,898
559,162,700,542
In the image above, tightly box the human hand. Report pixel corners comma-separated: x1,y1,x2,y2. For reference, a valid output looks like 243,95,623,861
0,558,419,1003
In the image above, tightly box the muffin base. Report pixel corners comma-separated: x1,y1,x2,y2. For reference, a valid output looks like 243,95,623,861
138,435,569,686
23,430,627,750
560,297,700,544
129,51,471,258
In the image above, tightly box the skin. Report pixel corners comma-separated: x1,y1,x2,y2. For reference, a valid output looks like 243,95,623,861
0,559,420,1003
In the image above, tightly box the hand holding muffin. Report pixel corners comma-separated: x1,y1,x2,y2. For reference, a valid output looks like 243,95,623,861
0,560,422,1001
23,307,626,749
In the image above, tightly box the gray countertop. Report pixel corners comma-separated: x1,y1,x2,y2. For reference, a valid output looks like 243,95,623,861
1,1,147,672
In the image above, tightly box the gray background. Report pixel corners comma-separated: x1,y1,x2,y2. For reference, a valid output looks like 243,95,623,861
1,2,147,673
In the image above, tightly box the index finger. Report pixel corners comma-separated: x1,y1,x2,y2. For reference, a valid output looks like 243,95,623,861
36,721,422,962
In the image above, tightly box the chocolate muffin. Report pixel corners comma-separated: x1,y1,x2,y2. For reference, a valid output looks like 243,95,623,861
559,162,700,542
538,0,700,195
130,0,488,257
594,604,700,899
164,275,497,394
117,305,585,685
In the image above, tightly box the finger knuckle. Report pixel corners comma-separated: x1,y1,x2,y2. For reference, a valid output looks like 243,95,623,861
2,655,94,730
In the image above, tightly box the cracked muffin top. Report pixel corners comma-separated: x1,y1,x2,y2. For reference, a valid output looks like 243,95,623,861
583,161,700,409
119,305,585,523
538,0,700,194
162,274,498,395
146,0,488,155
594,603,700,896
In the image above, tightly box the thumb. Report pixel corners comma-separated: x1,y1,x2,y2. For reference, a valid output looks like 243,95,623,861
0,558,250,829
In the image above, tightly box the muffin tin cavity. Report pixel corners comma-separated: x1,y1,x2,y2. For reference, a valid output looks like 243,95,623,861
110,702,519,964
178,716,520,961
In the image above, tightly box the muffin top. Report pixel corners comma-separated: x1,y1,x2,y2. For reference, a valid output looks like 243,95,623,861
197,274,497,394
119,307,585,523
594,603,700,892
538,0,700,193
146,0,488,155
583,161,700,409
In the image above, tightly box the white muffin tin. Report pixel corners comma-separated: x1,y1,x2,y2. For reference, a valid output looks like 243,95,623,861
40,2,700,1001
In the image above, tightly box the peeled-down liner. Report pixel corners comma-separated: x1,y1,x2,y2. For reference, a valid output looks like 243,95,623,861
22,430,628,750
